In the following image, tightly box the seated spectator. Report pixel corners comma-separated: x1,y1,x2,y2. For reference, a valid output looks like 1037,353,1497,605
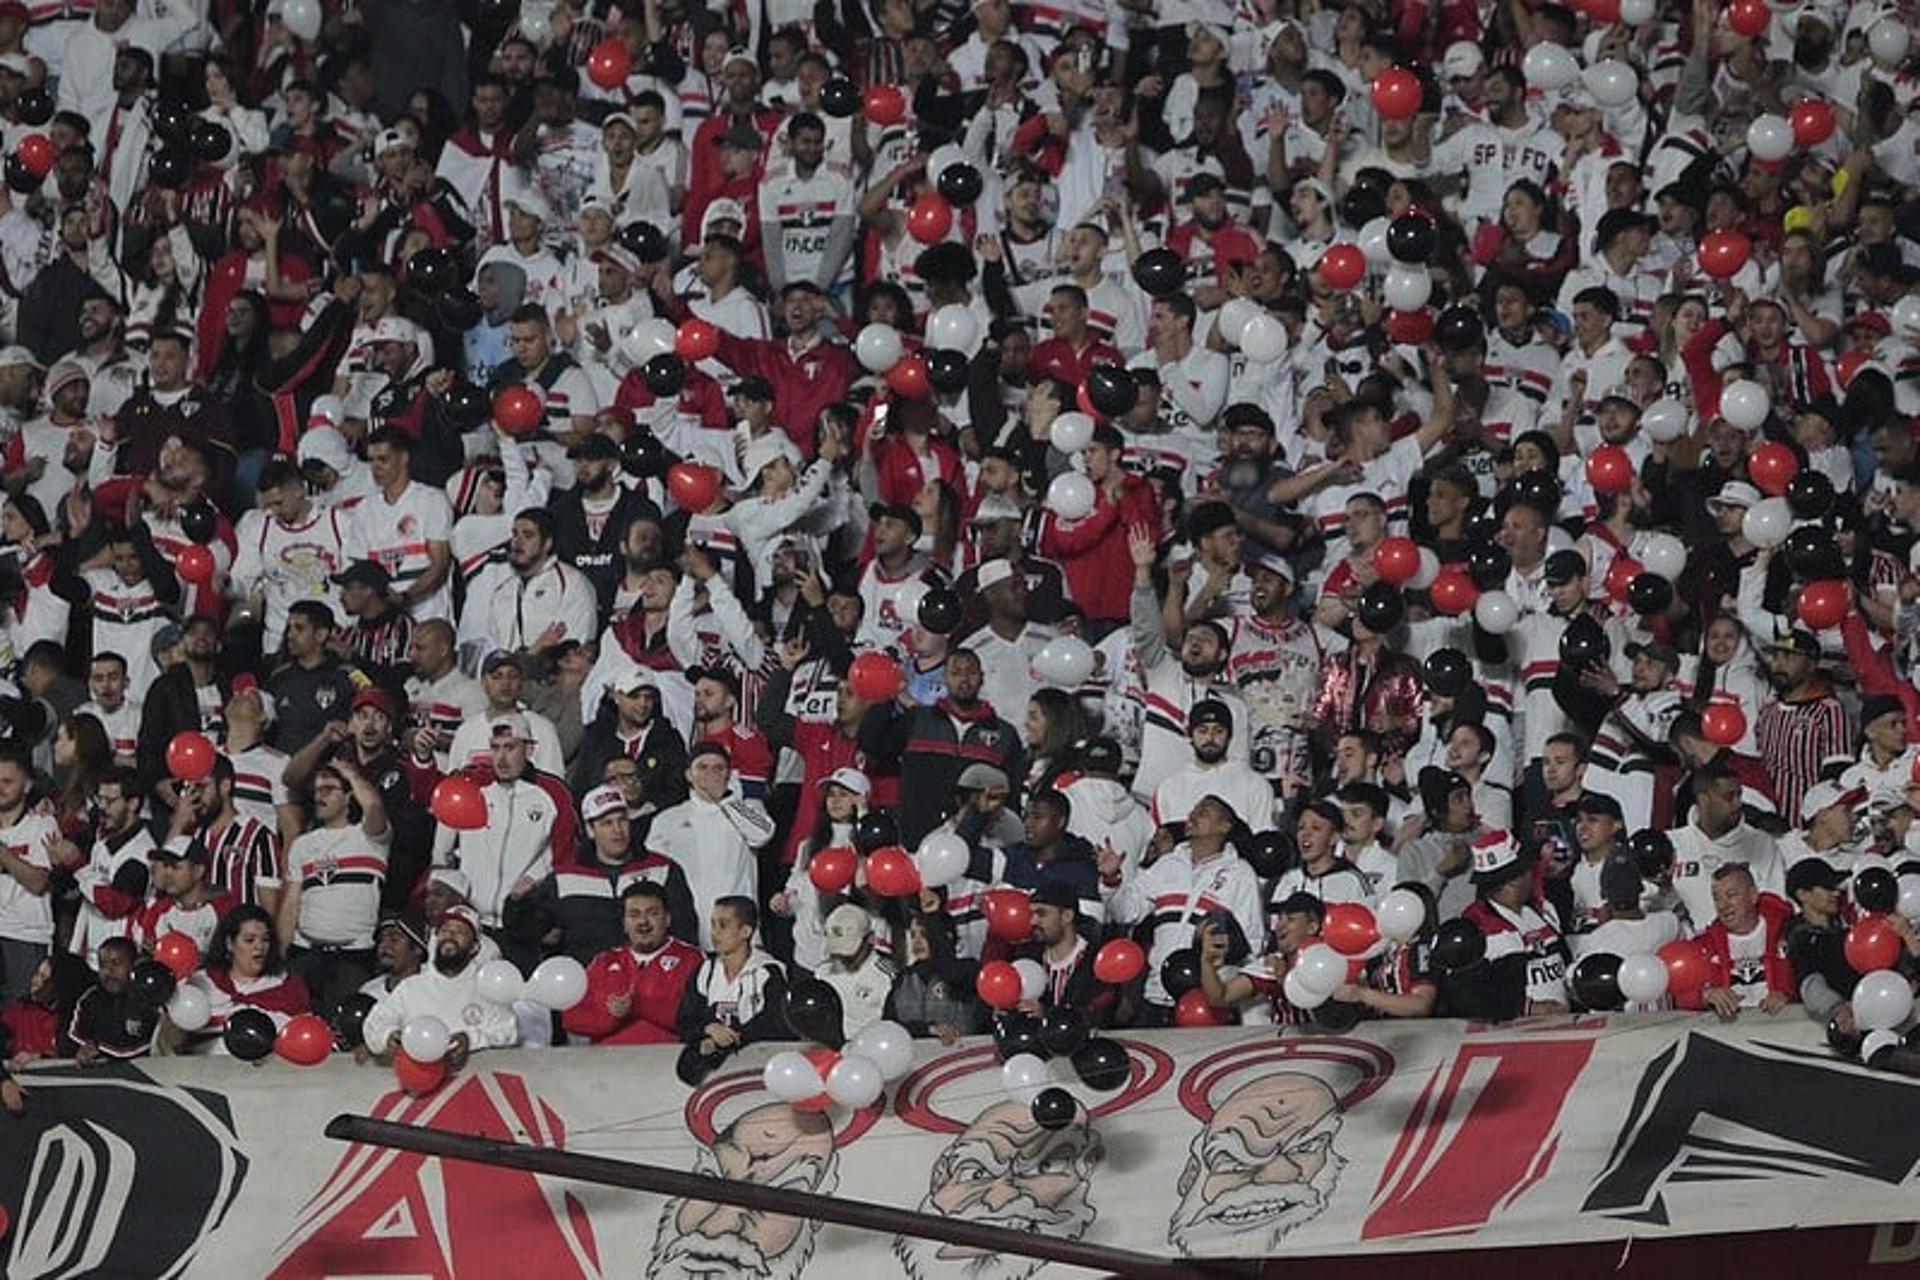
815,903,894,1040
1694,863,1797,1020
167,905,313,1053
884,912,984,1044
564,882,703,1046
66,939,157,1063
360,908,430,1001
675,896,790,1084
361,906,519,1066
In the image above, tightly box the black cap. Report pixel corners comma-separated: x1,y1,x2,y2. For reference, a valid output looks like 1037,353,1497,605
152,836,209,865
1090,423,1126,448
717,124,763,150
536,66,580,94
686,665,742,698
1188,699,1234,733
1575,791,1625,821
1543,549,1588,584
869,502,924,538
1786,858,1845,895
1861,693,1905,727
332,560,392,591
730,376,774,403
1076,736,1122,774
1769,626,1822,657
482,650,525,674
1594,208,1655,251
1031,879,1079,911
1625,638,1680,668
1600,855,1643,910
1186,172,1226,198
1418,765,1471,814
1272,890,1327,919
567,432,619,461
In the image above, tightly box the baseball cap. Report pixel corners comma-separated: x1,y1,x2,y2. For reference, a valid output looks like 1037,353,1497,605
976,558,1016,591
1860,693,1905,727
0,345,40,371
1786,858,1846,895
970,496,1024,526
1469,829,1527,884
152,835,209,865
332,560,392,591
435,903,482,937
1707,480,1761,509
1252,552,1295,583
602,111,638,132
489,711,534,741
956,763,1010,791
685,665,742,699
718,124,763,151
1543,549,1588,584
1188,699,1234,732
741,433,795,482
1799,781,1864,824
1600,856,1643,911
731,376,775,403
427,866,472,899
869,502,924,538
721,45,757,72
1575,791,1625,821
1076,736,1123,774
609,666,657,695
1031,879,1079,911
823,903,872,958
297,424,354,475
369,316,422,347
1625,638,1679,668
1768,626,1822,657
1442,40,1484,78
1186,171,1226,199
503,186,553,224
824,767,871,797
702,198,746,233
350,687,399,719
581,784,627,823
43,361,87,401
482,650,525,675
374,127,413,154
375,907,429,953
1417,766,1472,814
590,244,642,274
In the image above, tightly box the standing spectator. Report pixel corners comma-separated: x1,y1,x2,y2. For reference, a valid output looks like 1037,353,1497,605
860,648,1025,848
1754,628,1853,827
815,902,893,1040
430,714,559,963
1040,425,1160,629
277,759,389,1017
0,744,58,1000
644,743,774,950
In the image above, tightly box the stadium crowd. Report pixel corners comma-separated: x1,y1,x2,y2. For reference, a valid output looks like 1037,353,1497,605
3,0,1920,1101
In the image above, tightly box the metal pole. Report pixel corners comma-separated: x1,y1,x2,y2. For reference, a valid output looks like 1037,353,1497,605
325,1114,1257,1279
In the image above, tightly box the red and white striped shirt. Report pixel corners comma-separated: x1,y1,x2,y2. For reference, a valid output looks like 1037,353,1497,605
200,815,284,908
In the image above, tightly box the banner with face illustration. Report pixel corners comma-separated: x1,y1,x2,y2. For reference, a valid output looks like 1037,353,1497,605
7,1015,1920,1279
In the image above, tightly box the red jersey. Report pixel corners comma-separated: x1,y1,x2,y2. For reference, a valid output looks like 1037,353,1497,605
562,937,704,1045
1028,335,1125,389
711,331,857,458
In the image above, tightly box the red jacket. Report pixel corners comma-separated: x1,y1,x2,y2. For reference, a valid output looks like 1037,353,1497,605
1039,473,1160,623
870,430,966,506
1029,335,1125,389
1692,891,1797,1008
614,364,730,431
562,937,703,1044
710,332,856,458
1,999,58,1058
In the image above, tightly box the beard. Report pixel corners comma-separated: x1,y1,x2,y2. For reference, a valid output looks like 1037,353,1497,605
433,944,474,976
1193,742,1228,765
892,1182,1097,1280
649,1197,815,1280
1167,1147,1345,1257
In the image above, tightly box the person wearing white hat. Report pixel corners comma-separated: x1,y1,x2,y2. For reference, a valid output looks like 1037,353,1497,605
588,94,681,237
771,768,870,971
11,358,91,521
723,428,844,589
815,901,894,1039
294,422,377,508
474,176,569,310
360,905,521,1062
957,559,1057,746
1459,830,1571,1016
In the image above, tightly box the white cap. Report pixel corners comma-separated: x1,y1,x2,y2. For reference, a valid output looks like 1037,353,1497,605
370,316,423,347
1708,480,1762,509
307,393,346,428
823,903,872,958
488,711,534,741
722,45,757,72
504,185,554,224
1471,829,1520,878
610,666,657,695
1800,781,1865,824
970,496,1023,526
976,558,1015,591
703,198,746,237
428,866,472,899
375,127,413,154
581,784,627,822
0,344,41,371
740,433,797,483
296,424,354,474
823,767,871,797
1442,41,1484,79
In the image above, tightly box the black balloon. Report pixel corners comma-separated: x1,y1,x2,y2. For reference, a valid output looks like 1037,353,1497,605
472,0,516,28
1558,614,1609,668
621,430,667,479
3,154,34,194
1431,919,1486,972
443,380,489,429
1423,647,1473,697
1570,952,1624,1012
1131,248,1186,298
1386,212,1437,264
853,810,900,855
129,959,176,1008
917,587,961,635
1242,829,1297,879
1464,504,1500,545
925,347,969,394
1435,305,1485,350
1030,1086,1079,1131
1855,866,1900,915
618,220,668,262
1159,947,1201,1000
1785,469,1835,520
189,118,232,164
178,502,217,543
936,161,984,206
1038,1005,1089,1057
409,245,461,294
1069,1037,1130,1091
644,352,687,397
15,87,52,127
152,96,194,143
1783,525,1843,581
1626,572,1673,616
223,1008,277,1061
1827,1009,1866,1059
1628,829,1674,878
1508,468,1561,515
993,1011,1046,1061
332,992,376,1049
1083,363,1136,418
783,978,846,1048
149,147,192,190
435,286,482,330
1356,582,1404,634
820,75,860,119
1466,541,1511,590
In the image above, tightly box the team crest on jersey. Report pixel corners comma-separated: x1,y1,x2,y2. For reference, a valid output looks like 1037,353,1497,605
316,686,337,709
399,515,418,536
660,955,680,972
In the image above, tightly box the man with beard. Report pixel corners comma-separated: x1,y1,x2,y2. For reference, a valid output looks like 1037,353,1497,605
689,666,775,804
232,459,356,657
486,507,599,658
1152,700,1277,833
358,908,428,1000
957,563,1055,745
1227,550,1343,785
1755,627,1851,827
1166,1072,1346,1256
552,433,659,605
861,648,1025,847
648,1104,837,1280
571,666,688,806
107,330,236,497
1165,173,1261,300
563,880,702,1044
894,1099,1103,1280
361,904,519,1065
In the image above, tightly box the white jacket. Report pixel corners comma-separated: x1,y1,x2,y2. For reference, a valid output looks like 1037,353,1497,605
431,778,558,926
646,790,775,949
362,960,520,1056
1104,845,1265,1005
486,556,600,655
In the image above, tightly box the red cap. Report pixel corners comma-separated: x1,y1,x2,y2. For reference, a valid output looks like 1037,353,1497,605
351,687,399,719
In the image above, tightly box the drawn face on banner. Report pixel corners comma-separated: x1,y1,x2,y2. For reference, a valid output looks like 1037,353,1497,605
1168,1073,1346,1256
649,1104,838,1280
893,1100,1103,1280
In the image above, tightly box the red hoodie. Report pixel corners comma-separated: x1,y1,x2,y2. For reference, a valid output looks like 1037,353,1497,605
562,937,703,1044
1039,472,1161,623
1690,891,1797,1009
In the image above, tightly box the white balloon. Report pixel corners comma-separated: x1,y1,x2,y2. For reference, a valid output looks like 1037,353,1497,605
518,4,552,45
1291,943,1346,997
1746,114,1793,162
281,0,322,40
1409,545,1441,590
1283,967,1330,1010
1618,0,1655,24
1719,378,1771,430
1381,264,1432,311
1852,969,1915,1032
402,1014,452,1064
527,955,589,1011
167,983,211,1031
1523,42,1580,91
625,317,678,365
1583,58,1638,107
1217,297,1259,348
1045,471,1095,520
1034,635,1096,687
1013,958,1047,1002
1892,294,1920,338
1240,313,1288,363
1375,888,1427,943
1741,496,1792,548
825,1053,886,1108
1001,1052,1051,1104
1051,411,1095,454
1616,952,1669,1004
1474,589,1518,634
916,831,971,889
1862,1028,1905,1062
855,323,904,373
1870,17,1911,67
1358,216,1393,266
847,1019,915,1081
763,1049,822,1101
1640,397,1691,443
926,304,981,354
476,959,524,1005
1636,532,1687,580
1899,873,1920,922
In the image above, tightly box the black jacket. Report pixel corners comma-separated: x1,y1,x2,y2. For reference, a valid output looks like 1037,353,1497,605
550,485,663,615
136,665,229,792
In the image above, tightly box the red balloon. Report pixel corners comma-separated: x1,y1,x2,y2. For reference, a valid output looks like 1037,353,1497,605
14,132,53,178
1075,382,1101,419
394,1048,449,1096
276,1012,334,1065
1318,243,1366,290
1789,97,1835,147
1700,701,1746,746
1370,67,1422,120
166,730,216,781
1658,940,1713,1003
1384,308,1434,345
1698,230,1751,280
983,888,1033,942
175,545,216,585
492,384,544,434
1173,987,1231,1027
1726,0,1768,34
808,846,857,895
1748,441,1799,496
1429,568,1479,615
1322,902,1380,956
1846,917,1904,973
885,353,930,398
976,960,1022,1010
863,84,906,126
906,193,954,245
847,651,903,702
665,461,722,512
1797,579,1849,630
866,846,922,896
585,37,631,90
154,930,201,979
1835,349,1871,390
1093,938,1147,985
1586,0,1621,20
1604,555,1643,603
1585,444,1634,496
430,775,489,830
1372,536,1421,586
675,318,720,362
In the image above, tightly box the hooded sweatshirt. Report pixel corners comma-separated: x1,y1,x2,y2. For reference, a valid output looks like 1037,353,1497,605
361,955,519,1055
1056,772,1154,877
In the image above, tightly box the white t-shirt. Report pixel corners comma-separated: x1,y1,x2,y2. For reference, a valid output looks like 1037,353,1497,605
353,481,455,622
288,822,391,950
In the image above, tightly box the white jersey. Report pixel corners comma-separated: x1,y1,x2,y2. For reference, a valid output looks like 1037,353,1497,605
353,481,455,622
757,159,858,291
406,667,488,771
70,825,155,968
230,504,358,652
1151,760,1277,832
75,698,139,758
0,813,58,945
1103,846,1265,1005
225,743,290,833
